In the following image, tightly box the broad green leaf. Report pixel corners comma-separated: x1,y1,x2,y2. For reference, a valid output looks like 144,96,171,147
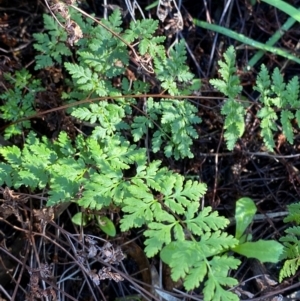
235,197,256,240
71,212,88,226
232,240,284,262
96,216,116,237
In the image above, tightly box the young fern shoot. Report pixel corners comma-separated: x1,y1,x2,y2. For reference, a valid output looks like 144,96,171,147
209,46,245,150
254,65,300,150
211,46,300,151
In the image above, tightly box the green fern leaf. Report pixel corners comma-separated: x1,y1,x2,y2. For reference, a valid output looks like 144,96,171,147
209,255,240,286
209,47,245,150
284,203,300,224
286,76,299,107
77,171,122,209
144,235,166,258
281,240,300,260
285,226,300,236
271,67,286,107
161,240,239,301
261,128,275,150
161,240,203,280
254,64,271,106
281,110,294,143
177,179,207,202
186,207,230,236
221,98,245,150
155,40,196,96
184,261,207,290
105,8,123,31
149,99,201,159
279,258,300,281
147,37,166,58
0,163,14,186
48,176,80,206
121,195,155,230
33,15,71,70
16,169,47,189
0,146,21,166
204,272,239,301
160,174,177,196
33,54,54,70
210,46,242,98
0,70,43,138
144,222,175,256
199,231,238,256
173,223,185,241
64,63,93,86
295,110,300,127
279,203,300,281
131,116,153,141
257,106,277,150
138,161,167,191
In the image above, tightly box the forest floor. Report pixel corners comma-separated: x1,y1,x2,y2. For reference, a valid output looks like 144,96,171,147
1,0,300,300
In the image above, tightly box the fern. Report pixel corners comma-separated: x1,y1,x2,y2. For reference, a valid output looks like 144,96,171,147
160,222,240,300
33,14,72,69
0,69,44,139
210,47,300,151
131,98,201,159
61,9,201,159
279,203,300,281
210,46,245,150
0,9,248,301
154,40,197,96
71,102,129,139
0,130,241,300
254,65,300,150
123,18,165,57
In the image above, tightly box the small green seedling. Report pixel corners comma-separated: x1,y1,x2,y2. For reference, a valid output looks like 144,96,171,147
232,197,283,263
72,212,116,237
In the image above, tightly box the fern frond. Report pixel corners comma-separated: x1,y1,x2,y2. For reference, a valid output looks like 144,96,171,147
254,64,271,105
186,207,229,236
33,14,72,69
286,76,300,108
221,99,245,150
210,46,242,99
284,203,300,224
281,110,294,143
0,69,44,139
254,65,300,150
154,40,195,95
209,47,245,150
161,239,239,301
204,255,240,301
271,67,286,107
280,202,300,281
0,163,14,187
103,8,123,33
257,106,277,150
284,226,300,236
71,102,128,138
279,257,300,282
